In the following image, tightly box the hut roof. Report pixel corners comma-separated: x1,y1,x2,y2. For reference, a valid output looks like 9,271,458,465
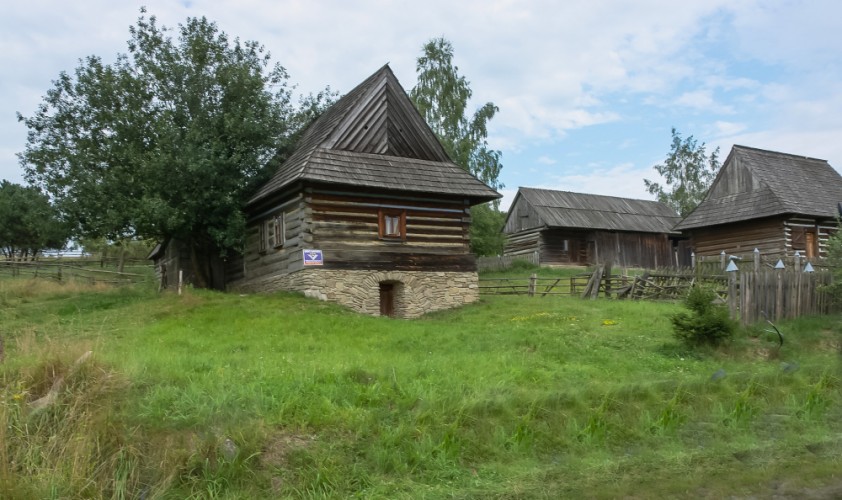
675,145,842,230
248,64,500,206
515,187,681,233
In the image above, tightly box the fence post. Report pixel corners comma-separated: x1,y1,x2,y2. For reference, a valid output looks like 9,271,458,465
794,251,801,272
56,265,62,282
720,250,727,271
753,248,760,272
528,273,537,297
690,251,695,270
727,262,738,320
776,266,784,321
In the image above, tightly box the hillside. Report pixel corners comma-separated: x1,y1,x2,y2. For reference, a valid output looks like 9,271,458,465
1,277,841,498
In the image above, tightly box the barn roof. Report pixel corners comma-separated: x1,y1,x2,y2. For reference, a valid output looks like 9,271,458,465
674,145,842,230
516,187,681,233
248,64,500,206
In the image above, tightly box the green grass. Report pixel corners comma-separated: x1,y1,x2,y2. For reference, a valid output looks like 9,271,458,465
1,275,841,498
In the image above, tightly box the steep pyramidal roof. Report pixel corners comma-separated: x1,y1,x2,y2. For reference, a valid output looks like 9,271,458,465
249,64,500,205
675,145,842,230
512,187,681,233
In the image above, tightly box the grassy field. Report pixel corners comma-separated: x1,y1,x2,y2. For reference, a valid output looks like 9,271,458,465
1,274,841,498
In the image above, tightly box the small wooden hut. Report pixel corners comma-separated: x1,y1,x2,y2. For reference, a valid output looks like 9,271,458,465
674,145,842,259
503,187,680,268
225,64,500,317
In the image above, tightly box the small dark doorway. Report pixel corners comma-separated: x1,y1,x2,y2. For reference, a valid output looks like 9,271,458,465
379,283,395,317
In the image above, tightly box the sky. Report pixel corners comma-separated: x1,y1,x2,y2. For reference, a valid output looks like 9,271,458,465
2,0,841,211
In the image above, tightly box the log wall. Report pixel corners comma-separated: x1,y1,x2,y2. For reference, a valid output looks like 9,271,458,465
307,188,474,272
504,228,674,268
228,185,480,317
689,216,838,259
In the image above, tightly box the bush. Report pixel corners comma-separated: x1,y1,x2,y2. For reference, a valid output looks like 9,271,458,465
671,286,736,346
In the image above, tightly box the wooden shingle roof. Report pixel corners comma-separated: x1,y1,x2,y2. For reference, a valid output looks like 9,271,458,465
248,64,500,205
674,145,842,230
517,187,681,233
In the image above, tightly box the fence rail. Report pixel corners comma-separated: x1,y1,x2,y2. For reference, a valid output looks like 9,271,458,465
479,266,834,324
0,260,150,285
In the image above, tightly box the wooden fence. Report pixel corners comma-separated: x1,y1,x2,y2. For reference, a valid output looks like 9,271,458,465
478,265,834,324
0,260,150,285
729,268,832,324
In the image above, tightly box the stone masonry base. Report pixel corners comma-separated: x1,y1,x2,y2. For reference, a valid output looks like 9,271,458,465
231,269,479,318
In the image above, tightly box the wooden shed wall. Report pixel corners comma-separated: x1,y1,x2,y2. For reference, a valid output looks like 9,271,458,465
504,228,674,268
686,215,839,259
504,196,544,233
503,227,542,258
688,216,785,257
307,188,475,272
153,239,227,290
237,194,308,284
590,231,673,269
539,230,588,265
233,186,478,287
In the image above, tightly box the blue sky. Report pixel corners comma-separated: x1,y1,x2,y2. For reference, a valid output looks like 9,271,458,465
2,0,840,211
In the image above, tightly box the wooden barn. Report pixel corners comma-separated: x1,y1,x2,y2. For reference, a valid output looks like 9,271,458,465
674,145,842,259
225,64,500,317
503,187,681,268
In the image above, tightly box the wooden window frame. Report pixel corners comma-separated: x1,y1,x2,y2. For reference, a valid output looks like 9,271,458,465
378,209,406,241
272,214,285,249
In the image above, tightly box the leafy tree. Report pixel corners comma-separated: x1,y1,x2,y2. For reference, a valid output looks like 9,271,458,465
0,181,68,260
18,9,305,286
644,128,721,217
469,204,507,256
410,38,503,193
410,38,506,255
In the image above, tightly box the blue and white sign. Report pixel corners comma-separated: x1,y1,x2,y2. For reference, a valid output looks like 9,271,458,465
303,249,324,266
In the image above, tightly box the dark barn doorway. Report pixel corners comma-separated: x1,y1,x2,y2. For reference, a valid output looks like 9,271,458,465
379,283,395,317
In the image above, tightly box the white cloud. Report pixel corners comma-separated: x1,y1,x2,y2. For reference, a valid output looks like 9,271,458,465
536,156,557,166
710,121,747,137
674,90,734,114
3,0,842,197
543,163,656,201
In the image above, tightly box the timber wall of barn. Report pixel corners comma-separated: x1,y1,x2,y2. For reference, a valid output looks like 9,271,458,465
688,215,838,259
504,228,674,268
590,231,673,269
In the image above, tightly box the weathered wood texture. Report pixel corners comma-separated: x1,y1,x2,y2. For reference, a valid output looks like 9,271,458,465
503,187,679,269
231,186,478,290
504,187,679,234
590,231,673,269
736,269,832,324
687,215,837,259
677,145,842,231
504,228,674,268
307,188,475,272
250,65,499,206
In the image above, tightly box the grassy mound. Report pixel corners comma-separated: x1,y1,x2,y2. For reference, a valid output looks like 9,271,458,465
1,276,841,498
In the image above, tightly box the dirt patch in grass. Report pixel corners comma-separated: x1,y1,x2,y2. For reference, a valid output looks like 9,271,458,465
260,431,316,469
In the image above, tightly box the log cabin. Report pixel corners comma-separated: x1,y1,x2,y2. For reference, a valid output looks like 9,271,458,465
224,64,500,317
503,187,681,268
674,145,842,259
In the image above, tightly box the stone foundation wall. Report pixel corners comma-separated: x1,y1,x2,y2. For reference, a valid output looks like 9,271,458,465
230,269,479,318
